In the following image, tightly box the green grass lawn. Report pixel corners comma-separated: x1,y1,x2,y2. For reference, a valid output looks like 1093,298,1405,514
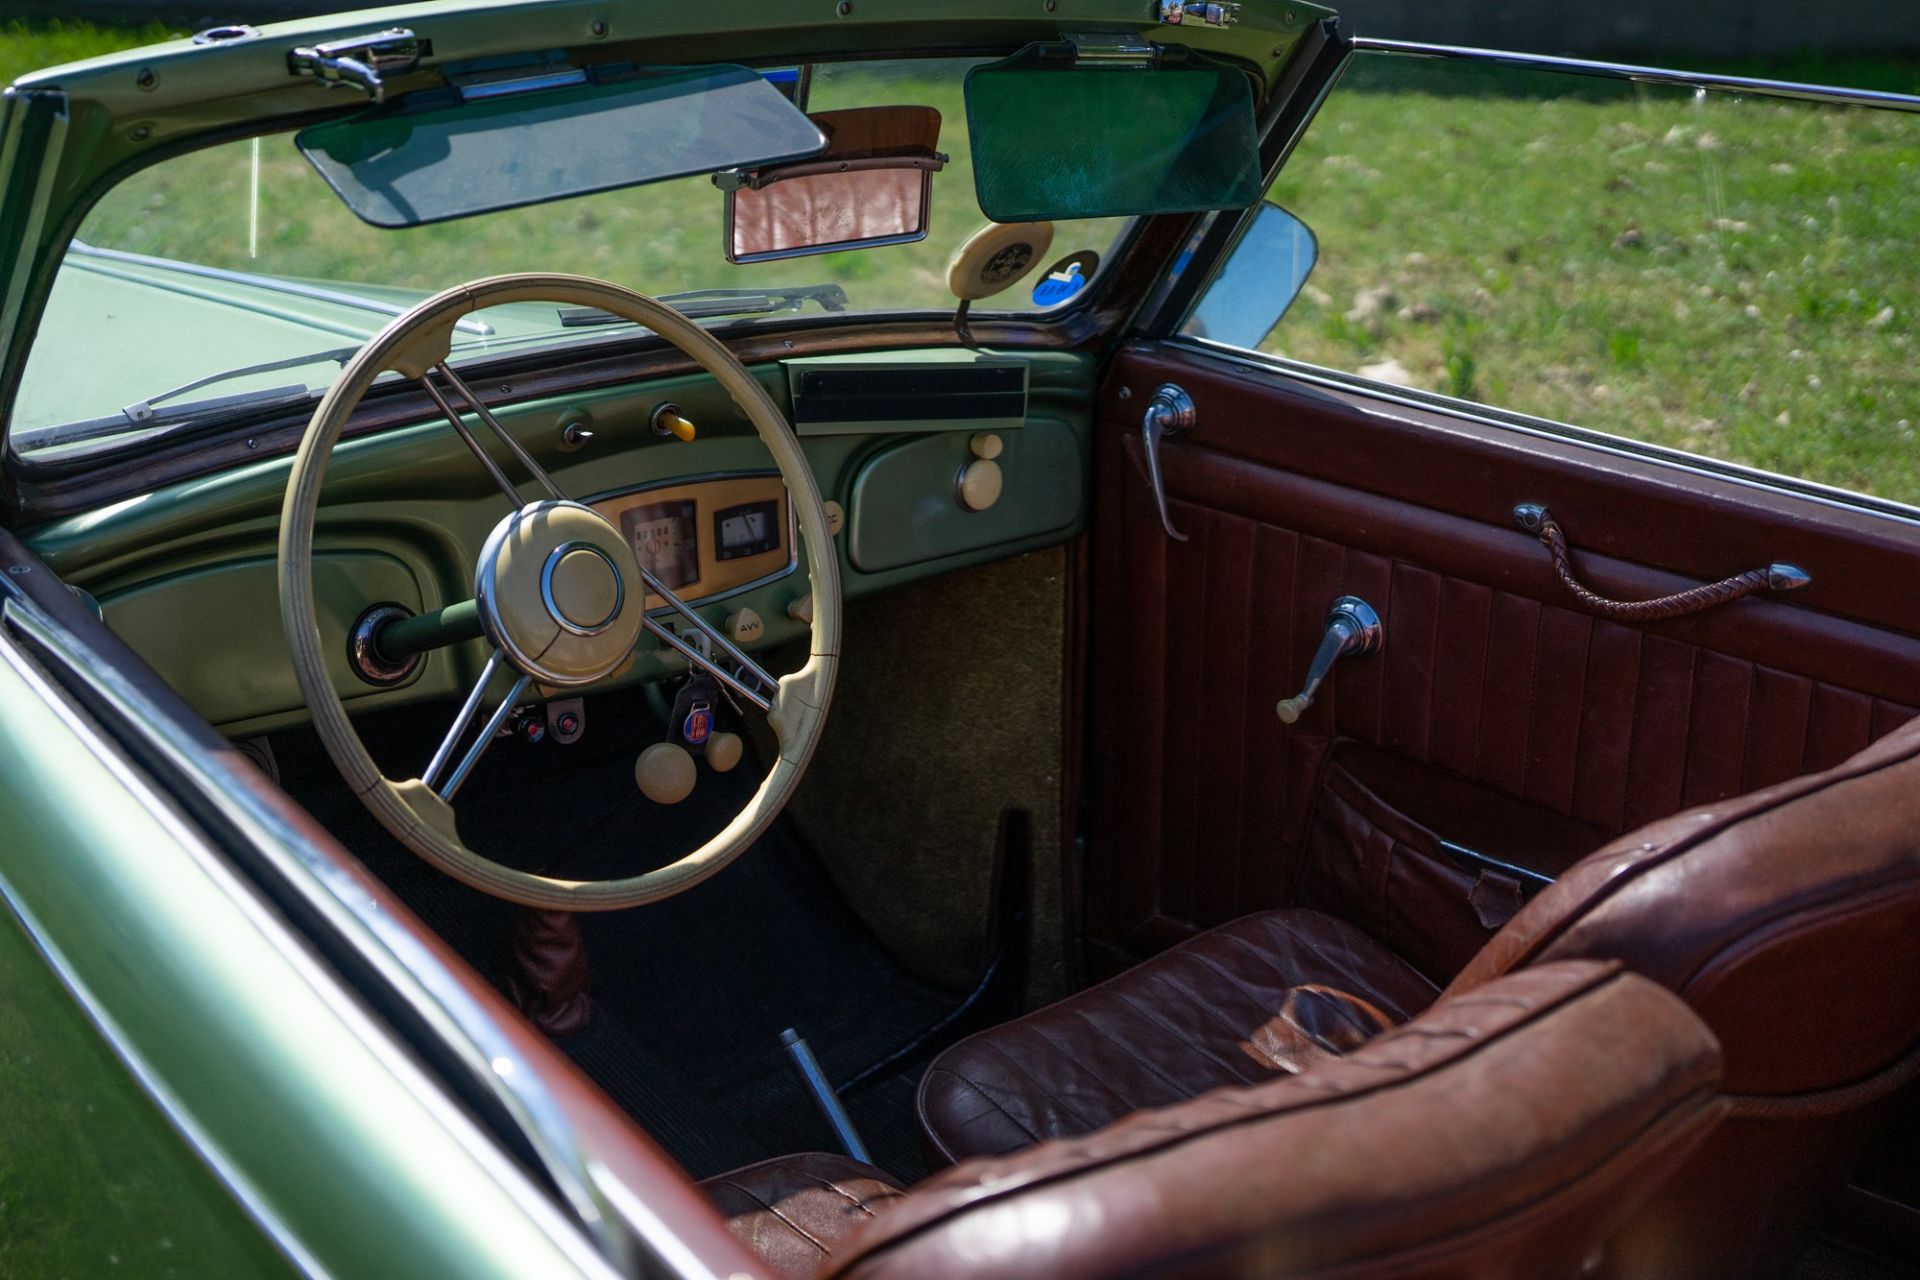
6,19,1920,503
1255,53,1920,503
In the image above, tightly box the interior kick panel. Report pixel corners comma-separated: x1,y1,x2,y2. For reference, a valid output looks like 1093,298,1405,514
1085,343,1920,965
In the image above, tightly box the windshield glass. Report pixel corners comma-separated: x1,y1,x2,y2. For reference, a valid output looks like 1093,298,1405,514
13,57,1127,462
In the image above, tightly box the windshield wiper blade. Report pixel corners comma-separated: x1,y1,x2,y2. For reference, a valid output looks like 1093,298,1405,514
556,283,850,328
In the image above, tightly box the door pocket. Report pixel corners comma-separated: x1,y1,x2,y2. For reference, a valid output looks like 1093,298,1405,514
1301,744,1605,982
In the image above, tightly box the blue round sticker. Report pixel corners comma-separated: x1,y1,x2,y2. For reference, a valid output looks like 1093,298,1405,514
1031,250,1100,307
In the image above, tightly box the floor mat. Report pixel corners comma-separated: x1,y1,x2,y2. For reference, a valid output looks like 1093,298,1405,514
272,690,961,1182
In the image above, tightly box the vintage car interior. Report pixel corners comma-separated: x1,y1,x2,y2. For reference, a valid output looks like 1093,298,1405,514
0,3,1915,1278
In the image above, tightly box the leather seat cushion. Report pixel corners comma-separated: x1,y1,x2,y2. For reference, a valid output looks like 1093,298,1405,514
917,908,1440,1162
699,1152,908,1280
843,964,1726,1280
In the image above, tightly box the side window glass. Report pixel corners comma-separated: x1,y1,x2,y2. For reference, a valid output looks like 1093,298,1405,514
1181,51,1920,506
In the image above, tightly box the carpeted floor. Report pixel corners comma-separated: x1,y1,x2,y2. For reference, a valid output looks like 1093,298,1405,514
271,685,964,1182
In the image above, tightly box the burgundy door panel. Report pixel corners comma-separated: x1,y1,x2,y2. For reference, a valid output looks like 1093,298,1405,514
1087,343,1920,967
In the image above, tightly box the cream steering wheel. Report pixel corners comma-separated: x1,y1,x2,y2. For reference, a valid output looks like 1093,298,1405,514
279,274,840,910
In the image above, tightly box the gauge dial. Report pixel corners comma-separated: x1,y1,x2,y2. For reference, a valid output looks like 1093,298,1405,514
621,499,700,591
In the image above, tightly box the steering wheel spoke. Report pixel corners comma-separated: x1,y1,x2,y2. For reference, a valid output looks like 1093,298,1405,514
434,362,568,502
634,565,778,696
642,614,774,713
423,648,532,799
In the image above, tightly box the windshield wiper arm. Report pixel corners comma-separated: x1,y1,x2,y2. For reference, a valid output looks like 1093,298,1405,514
120,345,362,425
556,283,850,328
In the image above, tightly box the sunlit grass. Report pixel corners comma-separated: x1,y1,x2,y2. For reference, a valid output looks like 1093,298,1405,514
1254,54,1920,503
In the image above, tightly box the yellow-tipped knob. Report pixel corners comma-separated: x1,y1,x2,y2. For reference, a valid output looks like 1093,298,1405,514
651,404,697,442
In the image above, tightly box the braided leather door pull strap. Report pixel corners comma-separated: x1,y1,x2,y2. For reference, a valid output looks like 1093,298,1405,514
1514,503,1810,623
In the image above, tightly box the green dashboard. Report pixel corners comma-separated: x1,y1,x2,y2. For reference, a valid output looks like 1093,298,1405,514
24,347,1094,735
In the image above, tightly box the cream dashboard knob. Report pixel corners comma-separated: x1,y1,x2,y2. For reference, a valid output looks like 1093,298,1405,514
956,458,1004,512
704,732,744,774
823,500,845,537
635,743,696,804
787,594,814,625
726,607,764,644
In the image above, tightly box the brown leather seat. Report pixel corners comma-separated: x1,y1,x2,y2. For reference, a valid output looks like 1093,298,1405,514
704,963,1725,1279
918,907,1439,1162
918,718,1920,1278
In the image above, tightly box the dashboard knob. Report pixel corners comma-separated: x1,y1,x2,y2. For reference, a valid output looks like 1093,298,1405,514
969,432,1004,460
650,403,697,441
636,742,696,804
956,458,1004,512
787,595,814,625
823,500,845,537
725,607,764,644
705,732,744,773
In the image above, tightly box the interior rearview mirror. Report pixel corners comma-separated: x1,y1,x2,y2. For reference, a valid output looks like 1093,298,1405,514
965,43,1262,222
1187,201,1319,350
719,105,947,263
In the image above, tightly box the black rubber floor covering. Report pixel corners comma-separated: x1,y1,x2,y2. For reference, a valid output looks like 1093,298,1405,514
272,689,959,1183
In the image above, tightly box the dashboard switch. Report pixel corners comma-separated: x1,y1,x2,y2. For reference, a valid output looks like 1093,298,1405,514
726,607,765,645
787,595,814,625
824,500,845,537
651,403,697,441
969,432,1004,460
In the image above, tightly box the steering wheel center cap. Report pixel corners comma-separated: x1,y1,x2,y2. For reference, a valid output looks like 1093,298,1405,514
543,542,624,635
475,500,645,687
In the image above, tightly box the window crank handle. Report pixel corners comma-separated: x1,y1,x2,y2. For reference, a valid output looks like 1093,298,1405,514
1141,383,1195,541
1276,596,1383,724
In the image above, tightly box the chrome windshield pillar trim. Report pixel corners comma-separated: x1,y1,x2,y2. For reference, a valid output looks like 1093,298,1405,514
1348,39,1920,112
0,593,707,1279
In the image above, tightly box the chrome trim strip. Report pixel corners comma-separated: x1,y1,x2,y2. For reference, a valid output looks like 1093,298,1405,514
67,240,496,334
1349,39,1920,112
1437,837,1556,890
1170,337,1920,531
0,598,714,1279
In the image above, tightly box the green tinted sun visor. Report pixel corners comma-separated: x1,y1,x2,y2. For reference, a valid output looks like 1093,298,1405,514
297,66,828,228
964,44,1261,223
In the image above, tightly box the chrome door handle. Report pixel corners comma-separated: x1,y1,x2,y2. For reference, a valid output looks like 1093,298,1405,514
1141,383,1194,541
1276,596,1383,724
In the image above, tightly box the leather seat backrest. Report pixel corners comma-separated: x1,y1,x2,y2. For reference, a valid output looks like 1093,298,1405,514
827,963,1724,1280
1450,718,1920,1097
